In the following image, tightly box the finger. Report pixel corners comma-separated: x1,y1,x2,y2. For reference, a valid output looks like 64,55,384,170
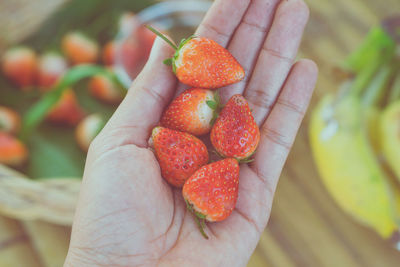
219,0,282,103
244,0,310,125
253,59,318,197
100,37,177,148
211,59,318,245
196,0,251,46
175,0,251,95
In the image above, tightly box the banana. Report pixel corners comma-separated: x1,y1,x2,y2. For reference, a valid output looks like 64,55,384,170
366,104,400,219
380,100,400,181
365,107,381,153
309,94,399,238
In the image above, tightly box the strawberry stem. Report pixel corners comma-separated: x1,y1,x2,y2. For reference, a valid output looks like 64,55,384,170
194,215,209,239
185,199,209,239
145,25,178,50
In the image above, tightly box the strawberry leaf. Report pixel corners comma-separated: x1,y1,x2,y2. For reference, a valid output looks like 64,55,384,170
206,100,218,110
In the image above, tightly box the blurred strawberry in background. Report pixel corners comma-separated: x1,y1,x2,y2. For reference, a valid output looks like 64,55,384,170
0,106,21,134
1,46,37,89
62,31,99,64
75,113,105,152
37,52,68,90
0,132,28,166
47,89,85,126
102,41,116,66
89,72,124,104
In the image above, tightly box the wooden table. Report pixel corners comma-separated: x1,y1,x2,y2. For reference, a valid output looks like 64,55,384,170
1,0,400,266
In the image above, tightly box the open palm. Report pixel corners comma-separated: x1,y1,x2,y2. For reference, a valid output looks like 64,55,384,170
65,0,318,266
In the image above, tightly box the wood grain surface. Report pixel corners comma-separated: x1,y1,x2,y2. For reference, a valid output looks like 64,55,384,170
1,0,400,266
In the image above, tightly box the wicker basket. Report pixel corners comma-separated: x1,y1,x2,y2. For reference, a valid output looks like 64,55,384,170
0,164,79,226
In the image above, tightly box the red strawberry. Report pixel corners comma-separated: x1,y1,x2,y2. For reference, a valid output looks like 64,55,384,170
89,73,124,104
147,26,245,89
75,114,105,152
62,31,99,65
37,52,68,90
160,88,220,136
102,41,116,66
151,126,209,187
183,158,239,238
211,94,260,160
0,106,21,134
0,132,28,166
47,89,85,126
1,46,37,89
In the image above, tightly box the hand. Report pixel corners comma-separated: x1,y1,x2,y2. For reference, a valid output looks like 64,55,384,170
65,0,318,266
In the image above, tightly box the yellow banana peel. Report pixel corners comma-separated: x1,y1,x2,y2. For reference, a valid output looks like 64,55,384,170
310,94,399,238
367,107,400,219
365,107,381,153
380,100,400,182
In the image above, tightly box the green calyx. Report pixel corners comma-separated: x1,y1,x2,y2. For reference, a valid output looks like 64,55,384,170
212,149,255,164
145,25,196,74
238,157,255,164
207,91,222,126
185,199,209,239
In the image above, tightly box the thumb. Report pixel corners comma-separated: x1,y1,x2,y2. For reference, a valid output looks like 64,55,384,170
100,36,178,149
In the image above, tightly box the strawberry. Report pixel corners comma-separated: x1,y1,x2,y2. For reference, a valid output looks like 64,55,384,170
0,132,28,166
118,12,136,36
47,89,85,126
182,158,239,238
211,94,260,160
37,52,68,90
75,114,105,152
0,106,21,134
102,41,116,66
89,73,124,104
1,46,37,89
147,26,245,89
62,31,99,65
160,88,220,136
151,126,209,187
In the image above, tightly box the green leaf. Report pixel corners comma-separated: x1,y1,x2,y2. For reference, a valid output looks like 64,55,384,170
21,65,110,140
163,58,173,66
343,27,395,73
206,100,217,110
28,125,85,178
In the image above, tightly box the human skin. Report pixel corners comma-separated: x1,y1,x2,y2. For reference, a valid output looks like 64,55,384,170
64,0,318,266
